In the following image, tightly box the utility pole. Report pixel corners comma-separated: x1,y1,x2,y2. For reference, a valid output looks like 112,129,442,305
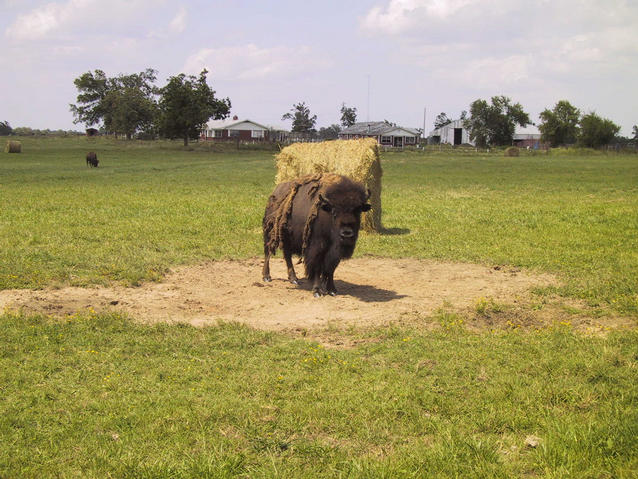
366,74,370,122
423,107,427,144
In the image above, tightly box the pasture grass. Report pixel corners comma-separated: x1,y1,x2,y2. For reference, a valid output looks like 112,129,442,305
2,138,638,477
1,311,637,478
1,136,637,314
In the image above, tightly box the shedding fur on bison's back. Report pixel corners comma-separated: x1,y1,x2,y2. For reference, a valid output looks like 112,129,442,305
262,173,371,297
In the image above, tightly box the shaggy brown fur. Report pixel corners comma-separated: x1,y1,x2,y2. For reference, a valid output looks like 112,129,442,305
262,173,370,297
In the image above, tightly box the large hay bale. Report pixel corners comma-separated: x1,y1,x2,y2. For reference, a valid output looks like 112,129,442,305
275,138,382,232
5,140,21,153
504,146,520,157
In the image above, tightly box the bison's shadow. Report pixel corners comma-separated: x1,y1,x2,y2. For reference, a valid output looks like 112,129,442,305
335,281,407,303
293,279,406,303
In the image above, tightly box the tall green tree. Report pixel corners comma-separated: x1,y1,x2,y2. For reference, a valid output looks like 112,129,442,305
318,124,341,140
464,96,530,148
340,103,357,128
104,70,158,139
282,102,317,133
578,112,620,148
70,68,158,138
157,70,231,146
0,121,12,136
70,69,110,127
632,125,638,140
538,100,581,147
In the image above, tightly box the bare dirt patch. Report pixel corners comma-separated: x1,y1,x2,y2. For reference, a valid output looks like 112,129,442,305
1,257,563,329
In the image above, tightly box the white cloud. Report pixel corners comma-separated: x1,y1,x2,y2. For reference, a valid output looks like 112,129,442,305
4,0,169,41
169,6,186,34
184,44,332,81
361,0,479,34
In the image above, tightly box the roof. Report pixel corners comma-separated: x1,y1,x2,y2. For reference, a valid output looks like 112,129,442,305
206,118,270,131
428,119,467,136
341,121,420,137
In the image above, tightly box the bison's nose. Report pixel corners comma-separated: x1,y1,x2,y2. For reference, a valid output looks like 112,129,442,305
340,227,354,239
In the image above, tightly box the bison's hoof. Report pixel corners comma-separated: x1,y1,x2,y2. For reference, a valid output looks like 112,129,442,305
263,276,271,283
313,291,323,298
328,291,337,297
290,279,299,285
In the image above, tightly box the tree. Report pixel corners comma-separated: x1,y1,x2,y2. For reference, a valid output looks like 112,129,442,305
318,124,341,140
70,69,110,127
70,68,158,138
282,102,317,133
464,96,530,148
340,103,357,128
103,70,158,139
434,112,452,129
538,100,580,147
632,125,638,140
158,69,231,146
578,112,620,148
0,121,12,136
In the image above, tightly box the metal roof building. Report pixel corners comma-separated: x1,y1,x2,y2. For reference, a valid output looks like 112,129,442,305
339,121,420,147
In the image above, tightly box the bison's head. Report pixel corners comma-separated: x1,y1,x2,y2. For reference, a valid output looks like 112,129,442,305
319,186,371,258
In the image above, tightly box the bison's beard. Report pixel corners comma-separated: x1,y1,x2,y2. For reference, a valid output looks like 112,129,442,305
339,242,357,259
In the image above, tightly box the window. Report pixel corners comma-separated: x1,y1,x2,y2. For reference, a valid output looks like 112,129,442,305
214,130,223,138
405,136,415,144
251,129,264,138
381,136,392,145
229,130,240,138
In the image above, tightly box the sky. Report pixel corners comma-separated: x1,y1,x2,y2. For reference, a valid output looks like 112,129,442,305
1,0,637,135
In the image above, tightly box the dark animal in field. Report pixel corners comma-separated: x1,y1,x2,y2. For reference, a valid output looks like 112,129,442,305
86,151,98,167
262,173,371,297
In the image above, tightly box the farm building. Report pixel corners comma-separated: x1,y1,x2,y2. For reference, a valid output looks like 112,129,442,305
512,125,546,149
428,119,473,146
201,118,275,142
338,121,420,148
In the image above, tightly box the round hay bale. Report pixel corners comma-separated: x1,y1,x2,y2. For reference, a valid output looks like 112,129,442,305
5,140,22,153
504,146,519,157
275,138,383,232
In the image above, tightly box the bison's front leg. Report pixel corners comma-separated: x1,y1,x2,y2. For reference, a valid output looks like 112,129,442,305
322,256,340,296
322,272,337,296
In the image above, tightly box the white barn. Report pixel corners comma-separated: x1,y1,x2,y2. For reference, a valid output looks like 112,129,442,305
428,119,473,146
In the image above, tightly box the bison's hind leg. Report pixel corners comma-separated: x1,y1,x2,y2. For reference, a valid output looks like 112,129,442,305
262,243,274,282
283,249,299,285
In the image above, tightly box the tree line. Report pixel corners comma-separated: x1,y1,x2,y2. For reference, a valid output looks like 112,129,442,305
2,67,636,149
68,68,358,144
68,68,230,146
434,97,635,149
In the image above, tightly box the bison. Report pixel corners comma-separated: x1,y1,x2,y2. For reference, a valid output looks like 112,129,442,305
86,151,99,167
262,173,371,297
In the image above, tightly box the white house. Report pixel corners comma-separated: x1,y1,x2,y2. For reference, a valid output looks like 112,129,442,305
338,121,420,147
201,118,272,141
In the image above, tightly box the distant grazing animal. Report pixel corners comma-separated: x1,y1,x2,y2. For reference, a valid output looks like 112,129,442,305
86,151,98,167
262,173,371,297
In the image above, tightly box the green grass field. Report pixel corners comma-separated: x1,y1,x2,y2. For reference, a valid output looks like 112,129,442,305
1,137,637,477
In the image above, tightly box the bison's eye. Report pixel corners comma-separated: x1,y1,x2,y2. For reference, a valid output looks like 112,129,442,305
321,203,333,213
360,204,372,212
